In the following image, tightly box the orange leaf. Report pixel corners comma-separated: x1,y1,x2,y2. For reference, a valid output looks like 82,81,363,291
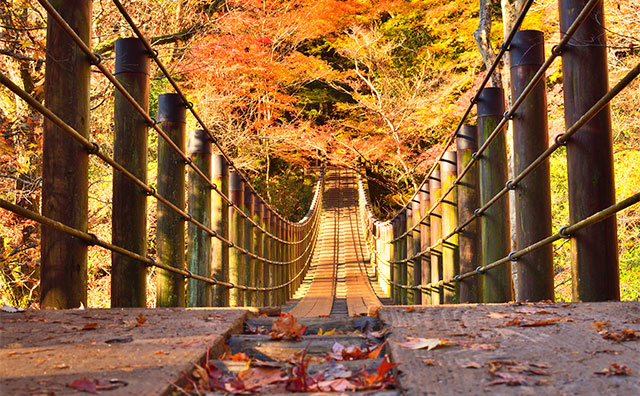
268,314,307,341
82,323,97,330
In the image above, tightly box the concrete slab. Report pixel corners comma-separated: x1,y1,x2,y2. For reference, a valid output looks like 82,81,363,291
379,302,640,396
0,308,249,395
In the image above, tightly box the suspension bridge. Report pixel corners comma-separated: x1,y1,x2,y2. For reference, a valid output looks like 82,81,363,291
1,0,639,394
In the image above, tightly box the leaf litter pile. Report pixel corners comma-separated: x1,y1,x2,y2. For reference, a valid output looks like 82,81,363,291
177,314,397,394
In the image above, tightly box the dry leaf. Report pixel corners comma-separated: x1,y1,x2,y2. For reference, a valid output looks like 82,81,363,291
594,363,632,376
487,372,527,386
269,314,307,341
237,366,287,390
396,337,449,351
317,328,336,336
135,313,147,326
82,323,97,331
591,321,611,331
462,362,482,369
406,307,415,313
505,318,561,327
219,351,250,362
599,328,639,342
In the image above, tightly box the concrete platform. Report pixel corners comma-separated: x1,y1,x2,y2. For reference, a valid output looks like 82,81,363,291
0,308,252,395
379,302,640,396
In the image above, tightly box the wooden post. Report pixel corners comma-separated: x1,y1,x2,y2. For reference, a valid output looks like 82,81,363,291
111,38,150,307
211,154,229,306
411,198,421,305
429,169,443,304
286,223,293,301
398,212,408,304
242,186,254,306
270,213,279,305
252,195,263,306
559,0,619,301
41,0,91,308
228,172,243,306
457,125,481,303
419,186,431,305
510,30,554,301
277,218,286,305
186,129,212,307
156,93,186,307
390,218,398,302
477,87,513,303
261,207,272,306
440,151,459,303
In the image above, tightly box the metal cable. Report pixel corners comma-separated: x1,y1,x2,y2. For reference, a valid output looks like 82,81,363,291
109,0,298,227
0,71,323,266
0,197,321,292
381,0,535,225
386,59,640,263
388,0,601,243
34,0,312,246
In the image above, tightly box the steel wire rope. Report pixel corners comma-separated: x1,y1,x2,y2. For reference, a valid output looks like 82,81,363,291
358,190,640,293
110,0,299,228
34,0,314,246
376,0,535,226
0,197,322,292
0,71,323,267
381,0,601,244
386,60,640,266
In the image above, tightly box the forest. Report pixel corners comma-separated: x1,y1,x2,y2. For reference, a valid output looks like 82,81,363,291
1,0,639,307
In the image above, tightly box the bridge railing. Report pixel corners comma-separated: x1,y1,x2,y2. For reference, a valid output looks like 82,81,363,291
358,0,640,305
0,0,324,309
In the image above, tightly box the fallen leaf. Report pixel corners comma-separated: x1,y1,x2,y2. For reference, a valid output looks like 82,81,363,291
467,343,497,351
599,328,639,342
357,356,398,390
591,321,611,331
406,307,415,313
315,377,356,392
269,314,307,341
135,313,147,326
462,362,482,369
317,328,336,336
623,318,640,324
594,363,632,376
368,328,390,339
487,372,527,386
219,351,250,362
396,337,449,351
83,323,97,331
67,378,97,394
505,318,561,327
423,359,437,366
237,366,287,390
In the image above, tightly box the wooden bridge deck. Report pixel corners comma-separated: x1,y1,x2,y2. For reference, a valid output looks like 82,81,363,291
287,167,390,318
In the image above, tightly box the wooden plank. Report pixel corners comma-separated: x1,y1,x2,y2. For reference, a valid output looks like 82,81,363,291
0,308,248,395
379,302,640,395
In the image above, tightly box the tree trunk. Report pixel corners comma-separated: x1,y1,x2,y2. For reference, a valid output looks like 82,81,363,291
474,0,502,88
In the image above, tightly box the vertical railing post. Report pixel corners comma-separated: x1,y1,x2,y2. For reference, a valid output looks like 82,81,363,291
419,186,430,305
399,212,408,304
510,30,554,301
278,218,286,305
212,154,229,306
411,198,421,305
156,93,186,307
111,38,150,307
386,222,395,301
286,222,293,301
429,169,443,304
390,218,398,302
406,206,414,305
272,215,281,305
252,195,263,306
457,125,481,302
41,0,91,308
261,207,272,306
477,87,513,302
559,0,619,301
186,129,212,307
242,185,253,306
441,151,459,303
228,172,243,306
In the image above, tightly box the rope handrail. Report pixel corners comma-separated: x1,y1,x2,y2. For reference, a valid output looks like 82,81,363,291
0,198,321,292
364,60,640,266
380,0,535,225
394,60,640,264
34,0,312,246
383,0,601,242
109,0,298,228
0,71,324,266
